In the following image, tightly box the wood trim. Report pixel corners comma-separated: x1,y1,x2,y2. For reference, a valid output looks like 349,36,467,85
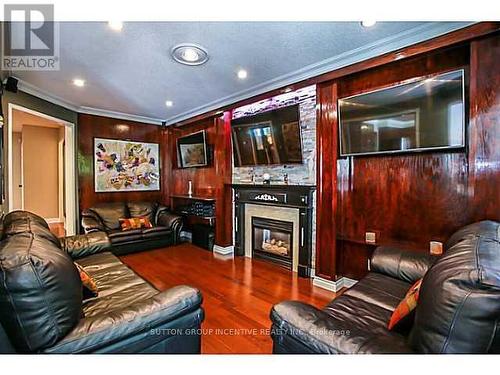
315,82,339,281
214,112,233,247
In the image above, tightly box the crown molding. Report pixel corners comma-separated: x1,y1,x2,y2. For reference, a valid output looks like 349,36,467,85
15,22,473,127
16,79,164,125
16,79,80,112
78,106,163,125
163,22,473,125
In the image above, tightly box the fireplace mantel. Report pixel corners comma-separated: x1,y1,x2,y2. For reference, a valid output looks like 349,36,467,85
231,184,315,277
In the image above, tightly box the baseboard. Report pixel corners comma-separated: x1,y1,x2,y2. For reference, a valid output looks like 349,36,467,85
342,277,358,288
313,276,358,292
213,245,234,256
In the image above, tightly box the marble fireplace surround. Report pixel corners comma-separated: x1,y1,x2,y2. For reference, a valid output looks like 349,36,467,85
244,203,300,272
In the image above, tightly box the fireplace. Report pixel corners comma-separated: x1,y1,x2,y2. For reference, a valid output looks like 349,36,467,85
233,184,315,277
252,217,293,268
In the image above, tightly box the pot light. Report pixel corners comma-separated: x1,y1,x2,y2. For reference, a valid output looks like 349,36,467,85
108,21,123,31
72,78,85,87
361,20,376,28
165,100,173,107
171,44,209,66
237,69,248,80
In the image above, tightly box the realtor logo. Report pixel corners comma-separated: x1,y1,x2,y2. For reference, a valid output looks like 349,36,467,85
2,4,60,70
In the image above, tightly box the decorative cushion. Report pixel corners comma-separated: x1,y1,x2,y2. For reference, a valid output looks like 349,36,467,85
0,215,83,353
89,203,128,230
388,278,422,330
127,201,158,224
119,217,153,231
74,263,99,300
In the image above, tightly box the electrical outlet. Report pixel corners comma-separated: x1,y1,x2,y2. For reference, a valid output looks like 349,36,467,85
430,241,443,255
365,231,377,244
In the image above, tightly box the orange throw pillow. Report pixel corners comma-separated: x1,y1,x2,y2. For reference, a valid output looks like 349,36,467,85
74,263,98,299
119,217,153,231
388,278,423,330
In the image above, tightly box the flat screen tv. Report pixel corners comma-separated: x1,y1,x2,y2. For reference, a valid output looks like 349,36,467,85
232,105,303,167
339,69,465,156
177,130,208,168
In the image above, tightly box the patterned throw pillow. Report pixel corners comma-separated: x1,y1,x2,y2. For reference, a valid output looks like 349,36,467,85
119,217,153,231
74,263,98,300
388,278,423,330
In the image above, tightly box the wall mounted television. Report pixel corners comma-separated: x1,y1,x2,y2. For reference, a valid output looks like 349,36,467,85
177,130,208,168
232,105,303,167
339,69,466,157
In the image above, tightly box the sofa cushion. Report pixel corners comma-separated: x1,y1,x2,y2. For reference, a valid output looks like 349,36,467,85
343,272,410,312
89,203,128,231
127,201,158,224
409,220,500,353
75,252,158,318
0,228,83,352
107,229,143,244
142,226,172,239
388,279,422,330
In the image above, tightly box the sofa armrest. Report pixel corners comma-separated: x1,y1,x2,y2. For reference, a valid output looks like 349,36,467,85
156,206,183,244
370,246,438,283
81,210,105,234
270,301,413,354
60,232,112,260
43,285,203,353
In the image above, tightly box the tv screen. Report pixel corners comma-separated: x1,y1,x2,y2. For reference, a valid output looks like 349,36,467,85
339,69,465,156
232,105,303,167
177,130,208,168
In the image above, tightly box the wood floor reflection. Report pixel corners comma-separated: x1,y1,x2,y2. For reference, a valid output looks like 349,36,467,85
120,243,337,354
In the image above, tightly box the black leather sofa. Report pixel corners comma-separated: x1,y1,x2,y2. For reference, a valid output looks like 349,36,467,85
0,211,204,354
81,201,183,255
270,220,500,354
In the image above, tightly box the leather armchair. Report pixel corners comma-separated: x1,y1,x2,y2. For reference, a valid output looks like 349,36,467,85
82,202,183,255
271,220,500,354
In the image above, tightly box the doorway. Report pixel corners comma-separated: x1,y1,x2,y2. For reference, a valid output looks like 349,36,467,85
7,104,77,236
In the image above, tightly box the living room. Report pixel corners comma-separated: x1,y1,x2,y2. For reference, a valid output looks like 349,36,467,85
1,1,499,372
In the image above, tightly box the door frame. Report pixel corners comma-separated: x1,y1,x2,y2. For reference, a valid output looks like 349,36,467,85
7,103,77,235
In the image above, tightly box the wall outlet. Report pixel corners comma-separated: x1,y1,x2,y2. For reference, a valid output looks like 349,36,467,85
365,231,377,244
430,241,443,255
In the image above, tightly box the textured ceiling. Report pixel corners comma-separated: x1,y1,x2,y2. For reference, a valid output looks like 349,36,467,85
11,22,471,124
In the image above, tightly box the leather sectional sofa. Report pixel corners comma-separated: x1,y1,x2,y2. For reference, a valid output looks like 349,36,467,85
81,201,183,255
270,220,500,354
0,211,204,354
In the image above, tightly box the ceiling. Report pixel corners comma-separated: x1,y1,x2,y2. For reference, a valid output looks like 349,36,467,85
11,22,471,125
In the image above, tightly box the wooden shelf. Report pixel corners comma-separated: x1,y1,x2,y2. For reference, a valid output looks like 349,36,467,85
170,194,216,202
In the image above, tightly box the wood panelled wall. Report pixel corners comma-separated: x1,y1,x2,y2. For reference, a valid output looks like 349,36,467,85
78,114,168,210
164,113,233,247
315,33,500,281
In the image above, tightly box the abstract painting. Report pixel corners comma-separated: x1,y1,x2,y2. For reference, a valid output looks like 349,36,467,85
94,138,160,192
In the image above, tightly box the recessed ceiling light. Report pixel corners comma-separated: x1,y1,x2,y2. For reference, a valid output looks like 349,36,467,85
361,20,376,28
72,78,85,87
165,100,173,107
108,21,123,31
171,44,209,66
283,87,293,93
237,69,248,80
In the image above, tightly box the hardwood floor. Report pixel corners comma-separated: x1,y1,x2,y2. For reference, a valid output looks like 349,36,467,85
120,243,337,354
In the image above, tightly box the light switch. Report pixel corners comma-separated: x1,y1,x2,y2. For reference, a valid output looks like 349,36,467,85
430,241,443,255
365,232,377,244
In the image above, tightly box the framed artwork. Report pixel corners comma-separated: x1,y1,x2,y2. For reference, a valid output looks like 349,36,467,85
94,138,160,192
